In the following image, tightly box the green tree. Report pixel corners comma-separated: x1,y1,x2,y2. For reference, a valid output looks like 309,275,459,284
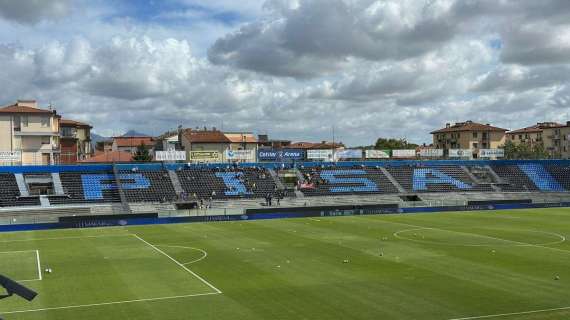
132,143,153,162
502,140,549,159
374,138,419,150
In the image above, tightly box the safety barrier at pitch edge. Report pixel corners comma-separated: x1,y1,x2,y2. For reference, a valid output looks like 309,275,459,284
1,201,570,233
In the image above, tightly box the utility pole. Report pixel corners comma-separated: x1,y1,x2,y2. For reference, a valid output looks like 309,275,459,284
332,125,335,162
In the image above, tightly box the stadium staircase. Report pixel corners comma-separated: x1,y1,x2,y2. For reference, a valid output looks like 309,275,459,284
51,173,65,195
167,169,184,196
268,168,286,191
15,173,29,197
113,164,132,214
379,167,405,193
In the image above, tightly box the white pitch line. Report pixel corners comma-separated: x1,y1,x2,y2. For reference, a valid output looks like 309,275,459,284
0,233,132,243
393,227,566,247
0,292,219,315
36,250,42,281
308,218,322,222
154,245,208,265
0,249,39,254
132,234,222,294
448,305,570,320
370,218,570,255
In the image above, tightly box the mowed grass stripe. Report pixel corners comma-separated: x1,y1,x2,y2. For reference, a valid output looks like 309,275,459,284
3,208,570,319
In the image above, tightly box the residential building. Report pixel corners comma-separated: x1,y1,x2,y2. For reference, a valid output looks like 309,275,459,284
257,134,292,149
506,122,562,148
112,136,155,154
542,122,570,159
154,130,182,152
431,121,508,158
0,100,60,165
180,128,258,162
60,119,93,163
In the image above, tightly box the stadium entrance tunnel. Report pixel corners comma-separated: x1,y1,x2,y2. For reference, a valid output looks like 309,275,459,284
393,227,565,247
399,195,423,202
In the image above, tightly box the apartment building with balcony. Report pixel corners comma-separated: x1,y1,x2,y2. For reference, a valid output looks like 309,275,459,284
60,119,93,163
431,121,508,158
542,122,570,159
0,100,60,165
506,122,561,147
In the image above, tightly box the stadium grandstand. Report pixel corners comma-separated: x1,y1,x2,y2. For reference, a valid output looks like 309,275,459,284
0,160,570,227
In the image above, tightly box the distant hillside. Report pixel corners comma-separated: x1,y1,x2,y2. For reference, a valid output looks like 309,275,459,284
91,132,110,143
121,130,150,137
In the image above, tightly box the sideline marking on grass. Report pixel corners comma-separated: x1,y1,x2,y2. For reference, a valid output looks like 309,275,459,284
0,292,219,315
132,234,222,294
0,233,132,243
448,305,570,319
154,245,208,265
394,227,566,247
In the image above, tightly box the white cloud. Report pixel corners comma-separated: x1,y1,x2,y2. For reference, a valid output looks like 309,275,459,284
0,0,570,145
0,0,71,24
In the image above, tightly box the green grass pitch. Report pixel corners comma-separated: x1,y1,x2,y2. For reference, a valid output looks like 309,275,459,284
2,208,570,319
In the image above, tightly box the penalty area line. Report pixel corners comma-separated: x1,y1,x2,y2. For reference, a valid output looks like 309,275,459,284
448,305,570,320
0,292,219,315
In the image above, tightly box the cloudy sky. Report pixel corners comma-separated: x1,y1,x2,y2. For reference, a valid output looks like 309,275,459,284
0,0,569,146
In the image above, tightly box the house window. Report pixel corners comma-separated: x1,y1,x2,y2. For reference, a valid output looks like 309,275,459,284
473,142,479,148
22,116,28,127
61,127,74,137
13,116,21,131
41,136,50,145
41,116,49,127
473,132,478,138
519,134,523,140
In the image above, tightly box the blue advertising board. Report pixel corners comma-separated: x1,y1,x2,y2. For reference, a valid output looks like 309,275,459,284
257,149,305,162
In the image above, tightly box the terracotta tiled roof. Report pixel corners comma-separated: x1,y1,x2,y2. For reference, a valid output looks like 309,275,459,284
289,141,345,149
80,151,133,163
60,119,92,127
0,104,54,114
183,129,230,143
224,133,258,143
507,122,564,134
431,121,508,134
113,136,154,148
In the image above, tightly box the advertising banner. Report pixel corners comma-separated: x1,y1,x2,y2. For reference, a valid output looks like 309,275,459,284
365,149,390,159
307,149,333,161
335,149,363,159
257,149,305,161
418,149,444,157
188,151,219,162
0,151,21,162
449,149,472,158
479,149,505,158
155,150,186,161
225,149,255,161
392,149,417,158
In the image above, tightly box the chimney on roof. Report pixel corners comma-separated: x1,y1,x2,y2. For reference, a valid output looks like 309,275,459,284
486,123,490,126
16,100,38,109
446,123,450,128
212,127,217,131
